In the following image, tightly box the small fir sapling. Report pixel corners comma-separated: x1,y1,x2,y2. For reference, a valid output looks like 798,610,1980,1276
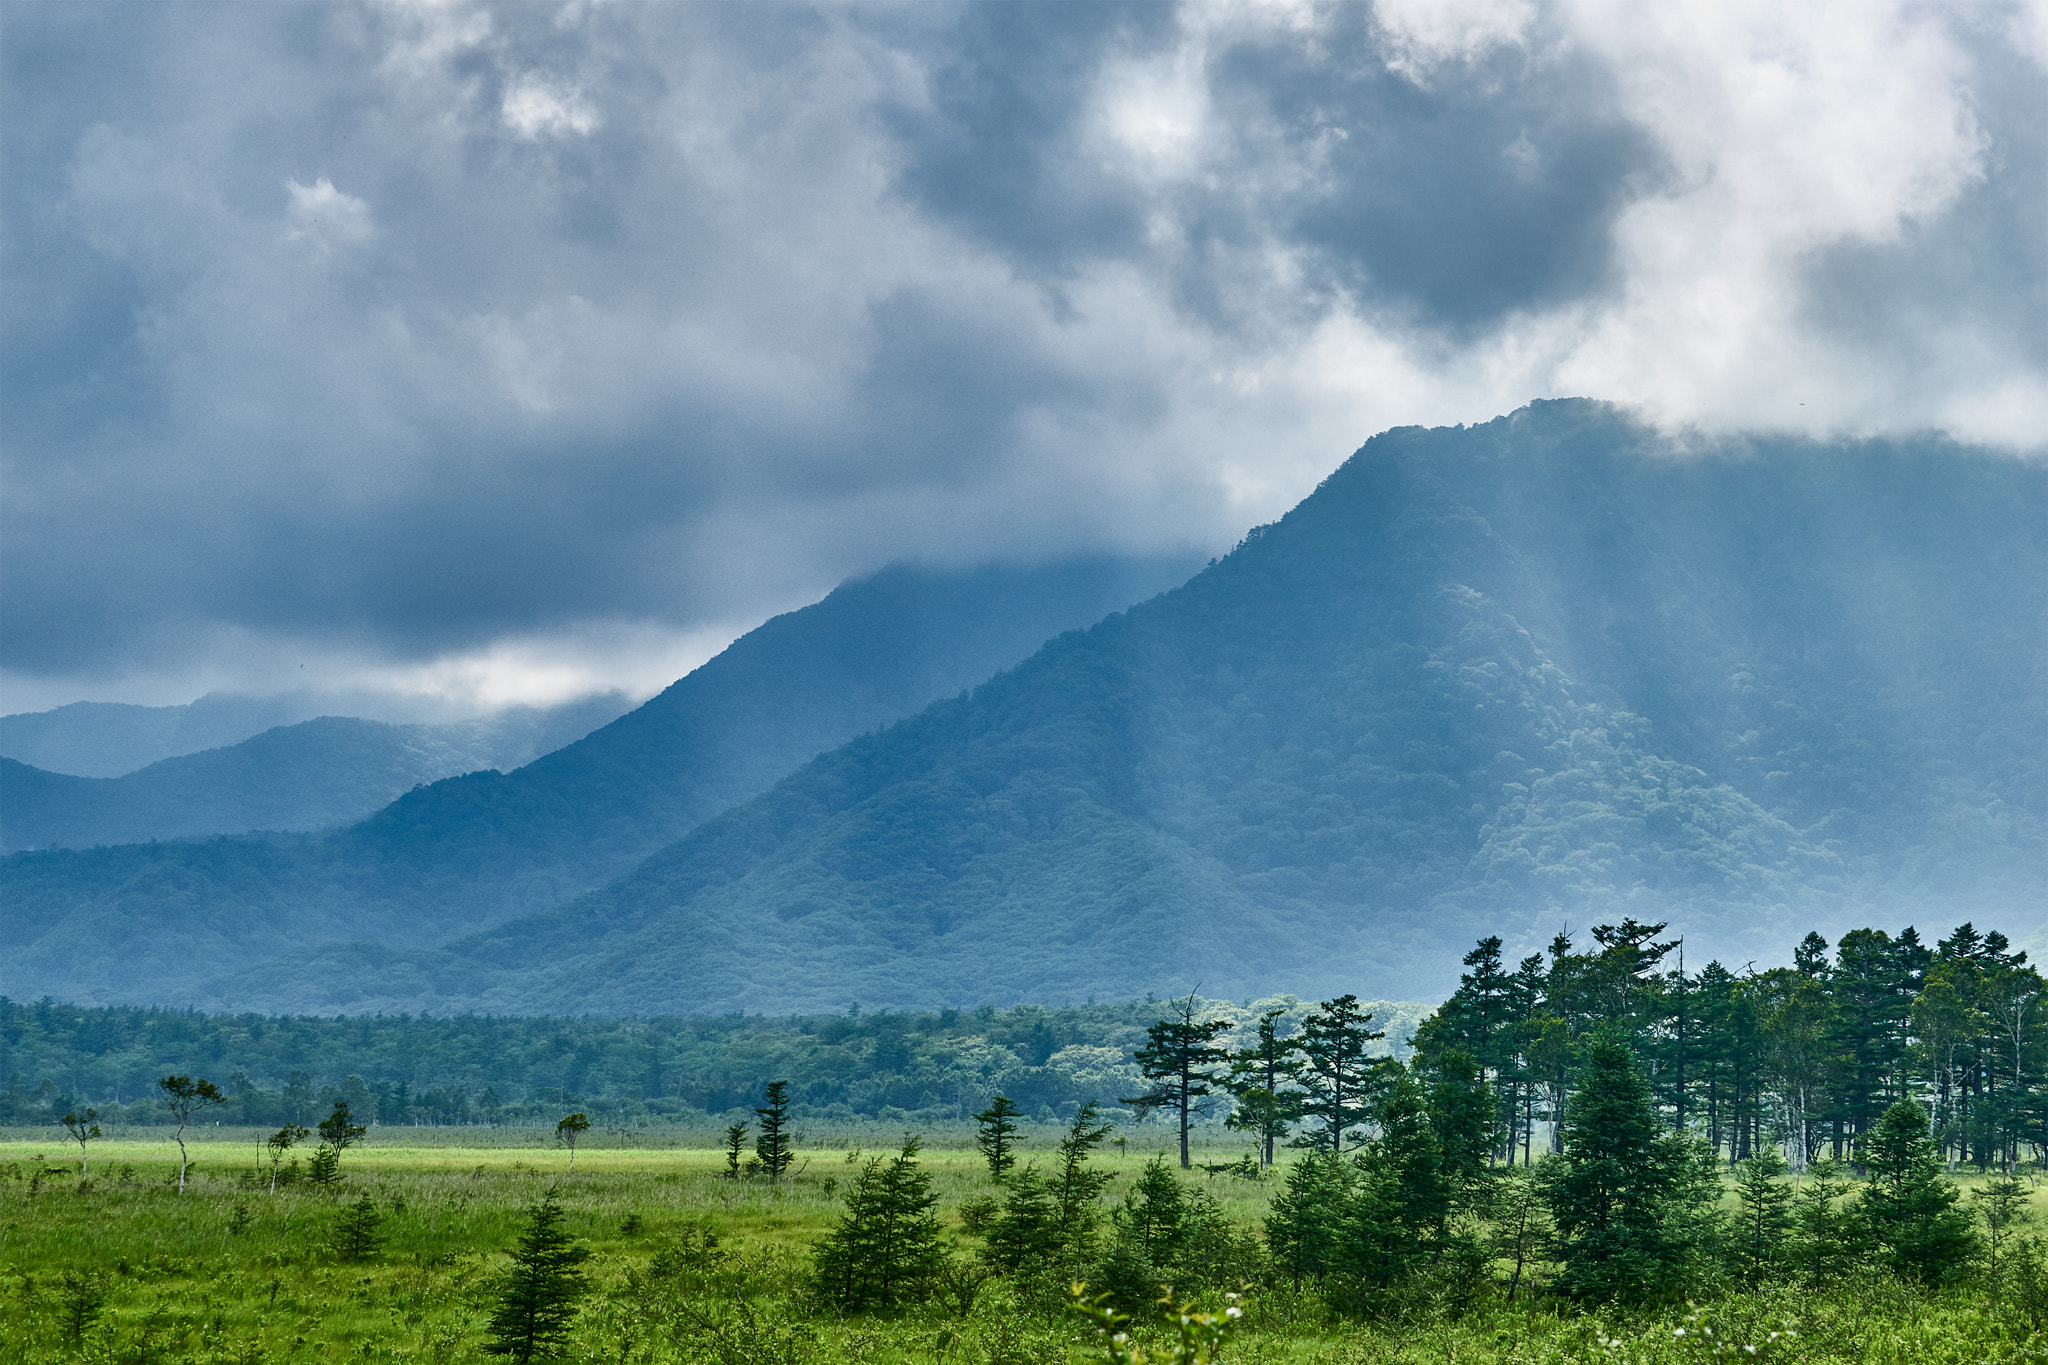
722,1122,750,1178
485,1190,591,1365
974,1095,1024,1180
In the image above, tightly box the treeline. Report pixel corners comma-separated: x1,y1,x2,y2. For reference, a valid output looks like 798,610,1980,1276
0,994,1425,1129
1414,918,2046,1169
820,936,2040,1320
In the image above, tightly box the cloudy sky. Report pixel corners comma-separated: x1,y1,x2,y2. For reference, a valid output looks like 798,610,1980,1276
5,0,2045,714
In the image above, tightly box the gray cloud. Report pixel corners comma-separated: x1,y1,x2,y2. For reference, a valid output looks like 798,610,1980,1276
3,0,2044,711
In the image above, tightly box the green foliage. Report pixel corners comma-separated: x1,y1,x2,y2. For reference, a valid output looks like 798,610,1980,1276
812,1137,947,1310
1856,1100,1980,1284
1294,996,1386,1153
974,1095,1023,1180
722,1122,749,1178
1071,1284,1243,1365
56,1271,108,1346
485,1190,591,1364
981,1101,1117,1280
1539,1039,1713,1305
1263,1150,1355,1283
753,1081,794,1182
1122,995,1233,1169
1099,1158,1247,1315
1730,1149,1795,1286
305,1143,341,1187
330,1192,386,1261
1223,1008,1302,1167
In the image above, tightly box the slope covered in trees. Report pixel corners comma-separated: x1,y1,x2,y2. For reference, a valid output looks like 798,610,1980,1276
0,695,632,852
0,555,1199,1005
282,401,2045,1015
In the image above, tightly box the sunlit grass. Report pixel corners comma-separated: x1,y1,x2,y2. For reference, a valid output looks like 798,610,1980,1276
0,1128,2039,1364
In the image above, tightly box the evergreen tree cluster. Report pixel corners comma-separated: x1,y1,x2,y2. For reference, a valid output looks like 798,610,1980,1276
1412,920,2048,1173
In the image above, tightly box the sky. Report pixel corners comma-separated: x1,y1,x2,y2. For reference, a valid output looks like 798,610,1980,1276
4,0,2045,716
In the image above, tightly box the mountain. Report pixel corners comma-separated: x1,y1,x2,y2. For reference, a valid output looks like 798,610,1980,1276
0,689,503,778
0,694,632,853
212,400,2046,1015
0,554,1204,1005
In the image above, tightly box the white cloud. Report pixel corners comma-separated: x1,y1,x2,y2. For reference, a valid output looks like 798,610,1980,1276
501,75,600,138
285,176,375,252
6,0,2044,716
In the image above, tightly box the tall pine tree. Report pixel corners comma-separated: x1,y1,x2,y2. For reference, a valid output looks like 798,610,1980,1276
1123,994,1233,1169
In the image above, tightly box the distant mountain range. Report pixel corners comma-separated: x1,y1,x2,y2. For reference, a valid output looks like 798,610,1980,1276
0,689,517,778
4,401,2041,1014
0,695,632,853
0,554,1202,1005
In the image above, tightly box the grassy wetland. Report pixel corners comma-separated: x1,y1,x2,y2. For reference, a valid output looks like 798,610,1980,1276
2,1122,2045,1365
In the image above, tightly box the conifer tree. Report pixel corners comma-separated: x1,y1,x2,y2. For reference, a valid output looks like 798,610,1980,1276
981,1164,1058,1273
1973,1174,2031,1284
974,1095,1024,1180
1123,994,1233,1168
755,1081,795,1182
1354,1070,1446,1286
1857,1099,1978,1284
1539,1038,1704,1304
1729,1148,1794,1286
813,1137,947,1310
331,1192,386,1261
1421,1050,1496,1223
1263,1151,1356,1284
722,1121,750,1178
1224,1008,1302,1167
1790,1158,1853,1290
1295,995,1386,1152
485,1190,591,1364
1050,1101,1118,1258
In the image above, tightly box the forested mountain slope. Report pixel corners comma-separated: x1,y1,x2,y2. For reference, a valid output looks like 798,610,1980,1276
253,400,2046,1015
0,694,631,853
0,693,374,777
0,555,1199,1005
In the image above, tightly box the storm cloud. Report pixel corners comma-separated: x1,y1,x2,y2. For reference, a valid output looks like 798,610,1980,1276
4,0,2044,711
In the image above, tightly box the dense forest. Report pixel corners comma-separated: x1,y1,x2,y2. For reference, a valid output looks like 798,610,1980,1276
0,993,1426,1130
8,916,2043,1178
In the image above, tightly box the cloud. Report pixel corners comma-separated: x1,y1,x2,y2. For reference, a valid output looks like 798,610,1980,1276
286,176,375,252
501,77,600,139
2,0,2043,712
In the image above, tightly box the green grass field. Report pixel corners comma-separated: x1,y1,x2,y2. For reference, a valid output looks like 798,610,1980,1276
2,1128,2042,1364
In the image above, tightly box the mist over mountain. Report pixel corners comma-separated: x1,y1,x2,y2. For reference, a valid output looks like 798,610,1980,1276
0,555,1203,1004
0,690,521,778
203,401,2045,1016
0,694,632,853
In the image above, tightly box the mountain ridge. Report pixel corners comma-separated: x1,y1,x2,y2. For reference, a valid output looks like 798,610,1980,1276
213,400,2044,1014
0,555,1205,1005
0,696,634,852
